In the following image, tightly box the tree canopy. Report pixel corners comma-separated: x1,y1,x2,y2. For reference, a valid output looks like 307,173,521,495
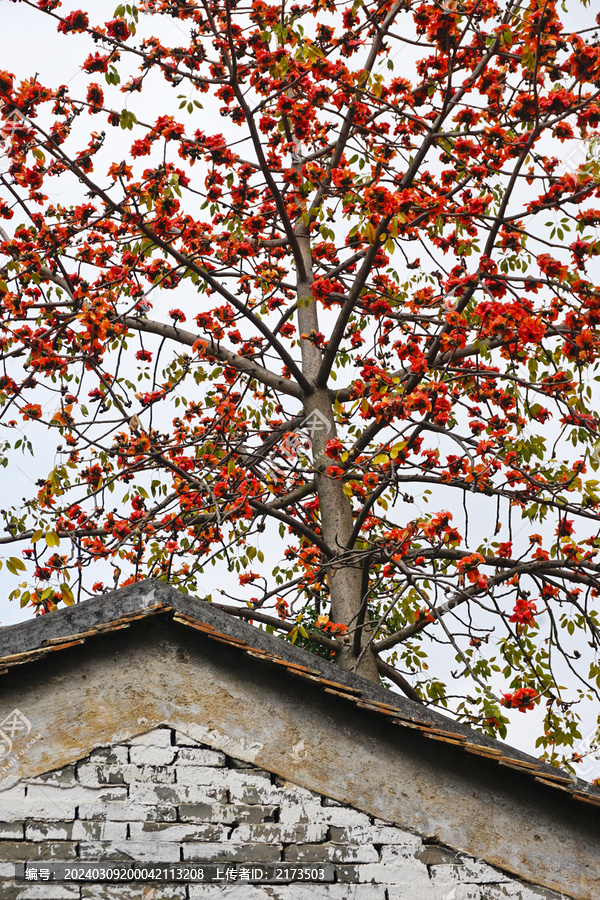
2,0,600,772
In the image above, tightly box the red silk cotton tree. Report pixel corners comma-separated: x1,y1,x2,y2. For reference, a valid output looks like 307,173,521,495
2,0,600,767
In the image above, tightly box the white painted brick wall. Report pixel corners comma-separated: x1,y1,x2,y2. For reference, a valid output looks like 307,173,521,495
0,726,566,899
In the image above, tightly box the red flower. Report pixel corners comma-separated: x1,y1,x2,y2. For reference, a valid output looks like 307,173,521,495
139,390,163,405
276,598,288,619
57,10,89,33
135,349,152,362
105,18,131,41
239,572,259,585
557,518,574,537
0,71,14,95
501,688,537,712
83,53,110,74
86,83,104,111
169,309,186,323
21,403,42,420
316,614,348,634
416,608,435,624
509,598,537,627
131,137,153,158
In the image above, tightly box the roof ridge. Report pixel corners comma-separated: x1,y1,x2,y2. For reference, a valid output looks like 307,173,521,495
0,578,598,804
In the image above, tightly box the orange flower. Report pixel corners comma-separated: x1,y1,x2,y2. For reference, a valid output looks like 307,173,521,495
21,403,42,420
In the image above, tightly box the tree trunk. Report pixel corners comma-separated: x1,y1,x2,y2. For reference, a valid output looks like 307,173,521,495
295,218,378,681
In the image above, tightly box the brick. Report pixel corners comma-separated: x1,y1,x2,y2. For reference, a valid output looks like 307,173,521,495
277,788,322,825
0,841,77,861
355,857,433,886
129,746,177,766
447,890,485,900
179,803,277,824
284,842,378,864
25,823,72,841
275,780,319,799
383,845,438,868
177,802,214,822
417,845,463,867
177,748,226,767
458,859,513,884
81,887,187,899
182,842,281,863
189,888,271,900
337,864,361,882
178,768,271,791
129,783,226,805
236,767,271,781
0,784,25,804
77,801,176,822
73,820,128,841
429,860,511,886
226,773,280,805
478,887,558,900
88,747,128,766
222,804,280,824
25,785,127,804
387,886,460,900
24,821,127,842
78,840,182,862
174,766,227,786
76,765,126,787
129,729,173,747
187,886,386,899
330,825,421,848
232,823,327,843
24,767,76,788
129,821,229,841
174,765,270,789
0,801,76,822
5,887,80,899
0,782,25,822
174,729,203,747
0,823,24,839
121,764,176,784
320,807,372,828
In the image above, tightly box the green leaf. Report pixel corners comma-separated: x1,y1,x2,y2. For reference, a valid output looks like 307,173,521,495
390,441,407,460
45,531,60,548
6,557,26,575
